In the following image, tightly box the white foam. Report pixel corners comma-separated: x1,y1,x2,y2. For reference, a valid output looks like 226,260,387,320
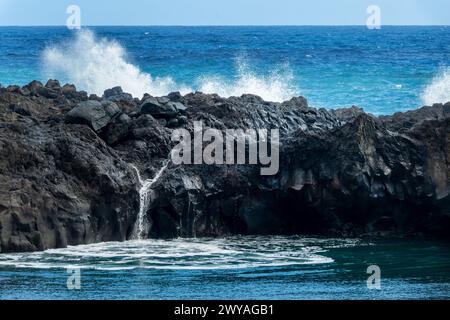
421,68,450,105
0,237,366,271
42,30,300,102
42,29,191,98
197,60,298,102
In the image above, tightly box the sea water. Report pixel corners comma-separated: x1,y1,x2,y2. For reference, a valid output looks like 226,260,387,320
0,237,449,299
0,26,450,114
1,26,450,300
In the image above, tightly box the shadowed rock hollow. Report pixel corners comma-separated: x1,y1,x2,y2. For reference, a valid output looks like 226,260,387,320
0,80,449,252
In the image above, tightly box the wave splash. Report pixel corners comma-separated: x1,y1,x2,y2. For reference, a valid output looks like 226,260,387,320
42,29,189,98
42,30,299,102
421,68,450,105
197,60,298,102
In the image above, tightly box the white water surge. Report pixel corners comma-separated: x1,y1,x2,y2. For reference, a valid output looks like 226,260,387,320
0,237,364,271
42,29,299,102
42,30,190,98
421,67,450,106
130,162,170,240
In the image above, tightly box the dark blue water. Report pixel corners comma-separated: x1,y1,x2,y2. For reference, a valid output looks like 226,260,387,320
0,237,449,300
1,27,450,300
1,26,450,114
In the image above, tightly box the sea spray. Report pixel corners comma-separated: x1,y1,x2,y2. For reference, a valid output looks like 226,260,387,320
421,67,450,105
197,60,298,102
131,161,170,240
42,29,299,102
42,29,190,98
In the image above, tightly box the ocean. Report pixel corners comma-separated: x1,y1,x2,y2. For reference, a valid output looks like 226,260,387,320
0,26,450,114
0,26,450,300
1,237,449,300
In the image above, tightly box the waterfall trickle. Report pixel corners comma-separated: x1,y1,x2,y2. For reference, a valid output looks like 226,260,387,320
130,161,170,240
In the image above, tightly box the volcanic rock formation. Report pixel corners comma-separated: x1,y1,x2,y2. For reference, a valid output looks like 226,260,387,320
0,80,449,252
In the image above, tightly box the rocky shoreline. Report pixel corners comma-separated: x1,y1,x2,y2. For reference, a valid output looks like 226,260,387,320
0,80,449,253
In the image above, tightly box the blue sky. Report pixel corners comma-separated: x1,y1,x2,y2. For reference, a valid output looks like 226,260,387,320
0,0,449,26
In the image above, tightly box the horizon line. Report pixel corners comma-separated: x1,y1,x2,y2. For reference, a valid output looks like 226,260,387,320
0,24,449,27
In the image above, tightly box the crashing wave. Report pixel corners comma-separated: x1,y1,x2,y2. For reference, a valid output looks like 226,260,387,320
421,67,450,105
42,29,300,102
42,29,190,98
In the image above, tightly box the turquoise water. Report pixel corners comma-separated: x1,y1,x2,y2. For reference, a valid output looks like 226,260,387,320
0,237,449,300
1,26,450,114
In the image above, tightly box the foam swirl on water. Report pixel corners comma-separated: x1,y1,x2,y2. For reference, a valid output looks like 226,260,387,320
0,237,363,271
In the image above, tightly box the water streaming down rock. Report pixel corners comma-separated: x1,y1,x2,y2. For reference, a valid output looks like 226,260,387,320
130,161,170,240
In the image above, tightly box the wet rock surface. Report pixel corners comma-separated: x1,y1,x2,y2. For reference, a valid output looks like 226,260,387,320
0,81,449,252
